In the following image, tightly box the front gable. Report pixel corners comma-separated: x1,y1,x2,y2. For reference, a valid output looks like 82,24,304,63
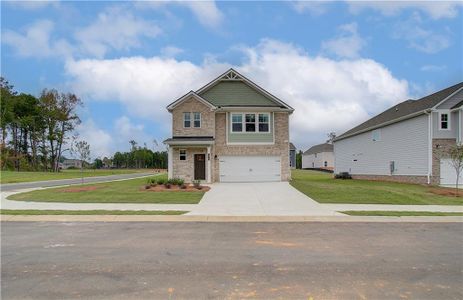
199,81,280,107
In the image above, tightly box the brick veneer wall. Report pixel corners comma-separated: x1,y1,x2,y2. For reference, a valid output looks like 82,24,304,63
351,174,428,185
213,112,290,182
431,138,457,185
171,97,215,137
172,147,207,183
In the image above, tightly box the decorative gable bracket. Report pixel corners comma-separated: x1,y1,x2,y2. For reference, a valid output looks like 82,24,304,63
221,69,242,81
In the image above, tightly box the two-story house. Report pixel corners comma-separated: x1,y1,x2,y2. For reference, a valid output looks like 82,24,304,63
302,143,334,170
333,82,463,186
164,69,294,183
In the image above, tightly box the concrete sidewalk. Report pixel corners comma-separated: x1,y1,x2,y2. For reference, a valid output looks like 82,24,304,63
322,203,463,213
1,215,462,222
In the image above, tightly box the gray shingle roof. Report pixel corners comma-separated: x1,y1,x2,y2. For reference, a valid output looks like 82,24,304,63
336,82,463,141
452,99,463,109
303,143,333,155
289,143,296,150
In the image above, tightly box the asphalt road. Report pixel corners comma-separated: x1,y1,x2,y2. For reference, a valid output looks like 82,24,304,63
0,172,154,191
2,222,462,299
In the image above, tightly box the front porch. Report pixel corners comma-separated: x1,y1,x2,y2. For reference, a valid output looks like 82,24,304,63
164,137,214,183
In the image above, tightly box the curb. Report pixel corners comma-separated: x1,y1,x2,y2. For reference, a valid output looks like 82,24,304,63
1,215,462,223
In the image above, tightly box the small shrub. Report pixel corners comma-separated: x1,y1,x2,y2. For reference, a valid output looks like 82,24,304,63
66,166,79,170
164,183,172,189
335,172,352,180
180,184,187,189
192,180,201,189
156,177,167,185
144,184,151,189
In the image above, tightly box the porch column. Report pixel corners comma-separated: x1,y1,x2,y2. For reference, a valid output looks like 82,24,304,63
206,146,211,183
168,146,173,179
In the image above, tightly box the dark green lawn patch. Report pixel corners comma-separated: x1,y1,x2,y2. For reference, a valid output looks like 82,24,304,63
291,170,463,205
8,175,204,204
0,209,187,215
341,211,463,217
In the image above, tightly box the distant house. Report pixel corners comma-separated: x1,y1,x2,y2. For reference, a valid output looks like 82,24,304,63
302,143,334,170
289,143,296,169
333,82,463,185
61,159,83,169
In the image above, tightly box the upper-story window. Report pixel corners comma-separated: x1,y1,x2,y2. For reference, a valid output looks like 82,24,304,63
183,112,191,128
193,112,201,128
439,112,450,130
231,114,242,132
258,114,269,132
245,114,256,132
231,113,271,133
372,129,381,141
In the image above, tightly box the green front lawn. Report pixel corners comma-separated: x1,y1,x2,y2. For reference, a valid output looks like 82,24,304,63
7,175,204,204
341,211,463,217
0,209,187,215
1,169,153,184
291,170,463,205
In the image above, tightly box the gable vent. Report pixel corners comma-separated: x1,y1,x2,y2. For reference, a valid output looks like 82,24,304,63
222,70,241,81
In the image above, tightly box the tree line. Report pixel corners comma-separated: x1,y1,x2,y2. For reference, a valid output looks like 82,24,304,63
1,77,82,171
94,140,167,170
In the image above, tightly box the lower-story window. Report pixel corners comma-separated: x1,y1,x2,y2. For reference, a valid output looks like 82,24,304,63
179,149,186,160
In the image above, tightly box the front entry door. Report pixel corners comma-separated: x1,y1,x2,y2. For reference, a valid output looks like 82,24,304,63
194,154,206,180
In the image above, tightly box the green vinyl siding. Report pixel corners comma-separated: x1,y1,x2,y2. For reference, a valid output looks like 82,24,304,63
228,112,274,143
200,81,280,107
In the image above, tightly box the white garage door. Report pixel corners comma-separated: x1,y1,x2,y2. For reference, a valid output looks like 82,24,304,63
219,156,281,182
440,159,463,185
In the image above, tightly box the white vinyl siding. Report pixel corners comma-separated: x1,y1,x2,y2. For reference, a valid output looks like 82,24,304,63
440,159,463,186
302,152,334,169
334,114,429,176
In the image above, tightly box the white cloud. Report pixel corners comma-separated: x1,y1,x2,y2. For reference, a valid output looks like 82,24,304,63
2,19,72,58
291,1,331,15
75,119,112,158
160,46,184,58
348,1,463,19
136,0,223,29
6,0,59,10
75,6,161,58
65,39,409,150
392,13,451,54
420,64,447,72
321,22,366,58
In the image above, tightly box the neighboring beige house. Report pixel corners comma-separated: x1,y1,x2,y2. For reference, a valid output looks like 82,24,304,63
334,82,463,185
164,69,294,183
302,143,334,170
60,159,83,169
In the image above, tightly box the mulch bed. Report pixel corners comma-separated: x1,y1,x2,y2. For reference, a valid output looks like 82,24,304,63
60,186,106,193
429,187,462,197
144,185,210,192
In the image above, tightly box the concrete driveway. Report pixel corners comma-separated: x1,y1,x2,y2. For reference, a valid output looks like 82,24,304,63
188,182,340,216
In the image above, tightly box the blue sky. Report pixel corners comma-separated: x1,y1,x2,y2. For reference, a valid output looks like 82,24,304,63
2,1,462,158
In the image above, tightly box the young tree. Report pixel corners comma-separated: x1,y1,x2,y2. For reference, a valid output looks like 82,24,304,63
326,132,336,144
296,150,303,169
71,139,90,184
448,143,463,196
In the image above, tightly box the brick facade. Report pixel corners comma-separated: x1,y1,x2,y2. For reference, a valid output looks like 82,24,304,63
213,112,290,182
171,96,215,137
351,174,428,185
172,147,207,183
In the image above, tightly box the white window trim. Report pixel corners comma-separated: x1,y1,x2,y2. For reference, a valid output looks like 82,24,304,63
183,112,191,128
179,149,187,160
229,112,271,134
439,111,451,130
372,129,381,142
193,112,201,128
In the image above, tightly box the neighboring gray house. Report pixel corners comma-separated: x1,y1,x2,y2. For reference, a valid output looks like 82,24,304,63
334,82,463,185
289,143,296,169
302,143,334,170
164,69,294,183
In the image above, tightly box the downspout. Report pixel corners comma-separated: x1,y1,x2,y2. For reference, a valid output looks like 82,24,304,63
426,110,433,185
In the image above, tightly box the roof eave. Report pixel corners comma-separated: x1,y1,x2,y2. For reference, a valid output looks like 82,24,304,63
333,109,428,142
166,91,216,112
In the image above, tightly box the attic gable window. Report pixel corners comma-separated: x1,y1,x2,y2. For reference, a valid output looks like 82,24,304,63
440,112,450,130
